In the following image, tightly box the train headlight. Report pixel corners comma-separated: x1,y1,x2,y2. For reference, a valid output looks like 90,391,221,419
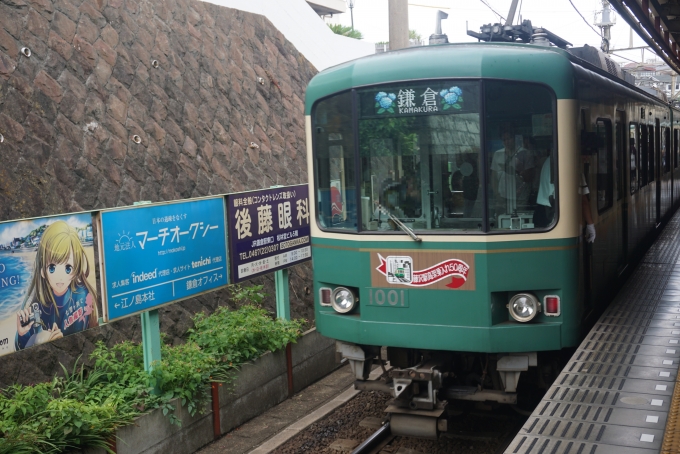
331,287,356,314
507,293,541,322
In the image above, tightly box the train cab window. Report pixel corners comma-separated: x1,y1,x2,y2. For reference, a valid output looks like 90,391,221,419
357,81,482,232
485,81,555,231
596,119,613,213
630,123,638,194
313,91,358,231
312,80,556,235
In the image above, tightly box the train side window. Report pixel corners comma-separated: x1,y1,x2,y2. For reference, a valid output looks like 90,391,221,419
596,119,613,213
312,91,358,232
664,127,671,174
649,125,655,183
615,118,624,201
640,124,648,187
629,123,638,194
673,128,680,169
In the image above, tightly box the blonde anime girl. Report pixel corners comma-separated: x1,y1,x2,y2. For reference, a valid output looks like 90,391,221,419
15,221,98,350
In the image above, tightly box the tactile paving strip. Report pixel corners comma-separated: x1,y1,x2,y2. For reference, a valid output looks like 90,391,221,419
506,214,680,454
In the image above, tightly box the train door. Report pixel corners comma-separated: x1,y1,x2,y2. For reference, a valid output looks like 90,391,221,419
656,118,661,225
615,112,627,272
581,110,593,314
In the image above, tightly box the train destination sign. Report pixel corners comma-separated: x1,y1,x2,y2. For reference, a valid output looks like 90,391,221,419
227,184,311,283
100,197,228,321
359,80,480,119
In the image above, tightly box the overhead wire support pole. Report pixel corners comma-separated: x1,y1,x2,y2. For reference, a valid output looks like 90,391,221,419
505,0,520,26
349,0,354,31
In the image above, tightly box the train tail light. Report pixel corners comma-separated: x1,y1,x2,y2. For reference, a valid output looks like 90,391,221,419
320,288,332,306
544,295,561,316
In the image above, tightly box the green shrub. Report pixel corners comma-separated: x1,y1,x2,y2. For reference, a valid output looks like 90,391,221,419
189,305,304,365
0,286,305,454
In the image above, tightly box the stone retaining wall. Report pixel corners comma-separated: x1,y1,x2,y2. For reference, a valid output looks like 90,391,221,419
0,0,317,387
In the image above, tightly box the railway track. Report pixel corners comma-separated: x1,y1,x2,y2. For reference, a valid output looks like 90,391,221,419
271,389,528,454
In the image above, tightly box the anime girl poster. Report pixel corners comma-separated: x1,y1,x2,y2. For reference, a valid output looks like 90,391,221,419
0,213,99,357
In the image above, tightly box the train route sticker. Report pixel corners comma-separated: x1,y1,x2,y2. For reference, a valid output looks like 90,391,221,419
376,254,471,289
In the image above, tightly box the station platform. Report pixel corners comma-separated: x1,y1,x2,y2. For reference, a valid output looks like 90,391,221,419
506,213,680,454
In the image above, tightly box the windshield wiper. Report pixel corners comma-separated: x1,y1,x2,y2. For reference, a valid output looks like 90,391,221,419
376,204,422,242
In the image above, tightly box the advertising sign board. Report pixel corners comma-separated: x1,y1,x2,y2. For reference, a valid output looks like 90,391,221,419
0,213,99,357
100,197,228,321
227,185,311,283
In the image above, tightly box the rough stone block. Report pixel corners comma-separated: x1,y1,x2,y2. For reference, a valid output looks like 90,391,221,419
47,30,73,60
76,16,99,45
34,69,64,102
54,0,80,21
52,11,77,43
0,112,26,142
79,1,107,27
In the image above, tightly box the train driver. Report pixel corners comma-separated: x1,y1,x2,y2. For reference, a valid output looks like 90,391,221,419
491,128,536,217
534,157,596,242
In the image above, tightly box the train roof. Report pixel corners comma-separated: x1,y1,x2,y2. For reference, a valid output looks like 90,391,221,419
304,42,662,115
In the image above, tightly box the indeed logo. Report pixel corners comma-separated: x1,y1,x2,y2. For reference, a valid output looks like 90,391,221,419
131,269,157,283
192,257,211,268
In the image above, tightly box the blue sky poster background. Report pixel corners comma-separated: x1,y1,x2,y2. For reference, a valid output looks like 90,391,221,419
0,212,96,357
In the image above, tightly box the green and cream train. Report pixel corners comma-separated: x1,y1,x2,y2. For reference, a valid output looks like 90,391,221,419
305,41,680,435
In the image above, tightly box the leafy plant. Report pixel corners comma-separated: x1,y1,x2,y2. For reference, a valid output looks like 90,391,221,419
328,23,363,39
0,286,304,454
0,359,147,454
189,304,304,365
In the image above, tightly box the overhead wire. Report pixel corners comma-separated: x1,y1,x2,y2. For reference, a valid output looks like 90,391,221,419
567,0,602,37
610,53,639,63
478,0,505,22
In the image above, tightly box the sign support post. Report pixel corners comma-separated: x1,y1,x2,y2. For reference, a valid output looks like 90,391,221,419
275,269,290,321
269,185,292,321
131,201,162,391
141,309,162,375
270,185,294,396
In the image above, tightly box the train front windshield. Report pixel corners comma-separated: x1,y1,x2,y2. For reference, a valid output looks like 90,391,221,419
313,80,556,233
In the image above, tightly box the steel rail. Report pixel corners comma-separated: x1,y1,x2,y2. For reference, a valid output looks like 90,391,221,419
350,421,392,454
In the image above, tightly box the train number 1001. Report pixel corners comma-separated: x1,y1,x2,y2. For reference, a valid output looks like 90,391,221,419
367,288,409,308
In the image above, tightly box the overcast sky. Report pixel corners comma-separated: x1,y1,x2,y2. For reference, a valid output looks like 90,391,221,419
327,0,660,66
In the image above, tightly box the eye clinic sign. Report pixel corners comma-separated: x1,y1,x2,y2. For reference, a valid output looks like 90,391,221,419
227,185,311,283
100,197,229,321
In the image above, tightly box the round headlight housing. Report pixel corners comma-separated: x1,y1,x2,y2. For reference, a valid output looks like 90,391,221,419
508,293,541,322
331,287,356,314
